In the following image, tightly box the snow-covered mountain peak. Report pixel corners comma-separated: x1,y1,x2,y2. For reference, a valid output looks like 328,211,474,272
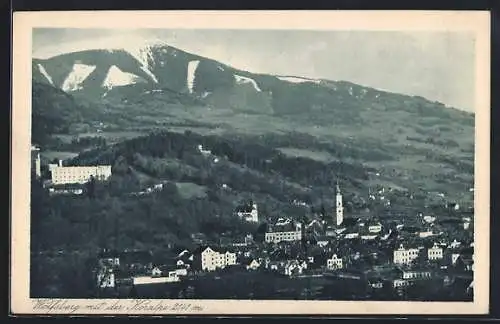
122,38,170,67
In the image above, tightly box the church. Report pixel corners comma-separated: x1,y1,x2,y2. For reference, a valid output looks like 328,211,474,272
335,182,344,226
323,181,359,237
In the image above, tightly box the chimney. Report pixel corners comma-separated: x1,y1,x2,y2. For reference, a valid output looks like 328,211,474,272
58,159,63,167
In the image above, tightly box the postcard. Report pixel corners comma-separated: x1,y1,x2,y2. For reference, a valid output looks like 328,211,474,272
11,10,490,315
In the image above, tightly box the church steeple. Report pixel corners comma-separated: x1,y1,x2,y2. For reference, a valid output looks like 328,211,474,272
335,180,343,226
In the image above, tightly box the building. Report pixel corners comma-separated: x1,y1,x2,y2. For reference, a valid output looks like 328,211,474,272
325,226,337,237
335,182,344,226
50,162,112,185
361,234,377,241
401,268,432,280
344,232,360,239
463,217,472,230
427,243,444,261
418,230,436,238
48,184,85,196
245,259,261,270
235,201,259,223
316,237,330,248
392,278,410,288
423,215,436,224
48,163,59,173
450,251,462,266
449,239,462,249
97,250,121,268
132,272,180,285
199,246,237,272
393,244,420,265
284,260,308,276
96,268,116,288
368,221,382,234
265,218,302,244
197,144,211,155
31,145,41,179
326,254,343,270
149,264,188,278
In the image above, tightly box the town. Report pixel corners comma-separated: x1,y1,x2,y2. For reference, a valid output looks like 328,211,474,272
31,144,474,301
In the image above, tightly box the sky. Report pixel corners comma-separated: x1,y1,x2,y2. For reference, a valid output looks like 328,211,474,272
32,28,476,112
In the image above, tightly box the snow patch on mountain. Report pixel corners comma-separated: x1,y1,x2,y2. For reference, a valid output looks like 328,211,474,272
276,76,321,84
140,66,158,84
120,41,162,83
234,75,261,92
37,63,54,86
61,63,97,92
187,60,200,93
102,65,146,89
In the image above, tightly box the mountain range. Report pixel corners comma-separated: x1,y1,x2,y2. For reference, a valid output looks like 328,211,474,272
31,39,475,203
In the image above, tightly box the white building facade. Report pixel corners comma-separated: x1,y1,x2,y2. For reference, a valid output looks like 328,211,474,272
50,165,112,185
201,247,237,271
393,244,420,265
265,222,302,244
402,270,432,280
327,254,343,270
427,243,444,261
368,222,382,233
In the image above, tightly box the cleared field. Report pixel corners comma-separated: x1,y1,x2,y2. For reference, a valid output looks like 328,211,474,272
277,147,335,163
54,131,147,144
175,182,207,199
41,151,79,161
166,126,227,136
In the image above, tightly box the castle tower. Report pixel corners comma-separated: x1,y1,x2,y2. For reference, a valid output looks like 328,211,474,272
335,182,343,226
31,146,41,179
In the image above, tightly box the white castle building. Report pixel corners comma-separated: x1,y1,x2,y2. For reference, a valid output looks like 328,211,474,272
49,160,112,185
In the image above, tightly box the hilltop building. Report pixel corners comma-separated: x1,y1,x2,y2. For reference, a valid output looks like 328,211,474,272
235,201,259,223
197,144,211,155
49,160,112,185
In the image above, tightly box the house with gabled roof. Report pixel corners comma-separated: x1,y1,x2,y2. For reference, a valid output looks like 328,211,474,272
244,258,261,271
326,253,343,270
